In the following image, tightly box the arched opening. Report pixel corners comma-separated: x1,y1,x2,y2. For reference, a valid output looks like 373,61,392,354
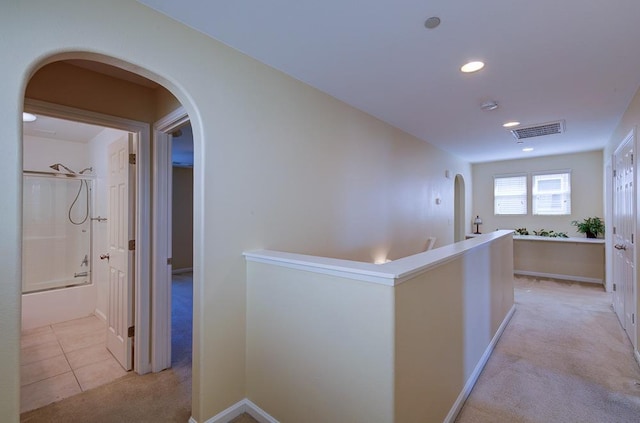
19,55,196,419
454,174,466,242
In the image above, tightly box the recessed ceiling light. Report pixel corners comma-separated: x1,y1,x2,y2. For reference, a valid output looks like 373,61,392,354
522,147,534,152
424,17,441,29
503,121,520,128
460,61,485,73
22,112,37,122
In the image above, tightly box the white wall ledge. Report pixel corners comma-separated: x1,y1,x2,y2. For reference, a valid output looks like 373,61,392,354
244,230,514,286
513,235,604,244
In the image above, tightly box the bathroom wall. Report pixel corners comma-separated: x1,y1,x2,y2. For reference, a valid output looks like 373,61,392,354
22,134,95,329
21,127,124,329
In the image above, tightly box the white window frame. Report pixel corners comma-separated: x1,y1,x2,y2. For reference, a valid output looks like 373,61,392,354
532,170,572,216
494,173,528,215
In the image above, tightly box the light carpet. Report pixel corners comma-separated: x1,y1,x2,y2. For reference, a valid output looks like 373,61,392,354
456,276,640,423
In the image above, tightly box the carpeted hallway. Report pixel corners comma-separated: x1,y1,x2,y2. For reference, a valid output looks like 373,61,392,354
20,275,640,422
456,276,640,422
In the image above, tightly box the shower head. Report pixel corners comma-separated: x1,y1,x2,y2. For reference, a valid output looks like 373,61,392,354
49,163,76,174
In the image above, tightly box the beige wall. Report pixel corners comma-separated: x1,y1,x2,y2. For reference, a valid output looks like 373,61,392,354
245,232,514,422
1,1,471,421
172,167,194,270
472,151,603,237
394,234,513,421
246,262,395,422
514,239,605,282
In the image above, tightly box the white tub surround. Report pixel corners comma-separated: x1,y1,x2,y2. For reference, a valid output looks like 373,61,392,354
21,284,97,330
513,235,605,284
244,230,515,423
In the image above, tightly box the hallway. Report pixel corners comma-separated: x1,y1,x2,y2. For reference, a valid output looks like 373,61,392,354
20,274,640,422
456,276,640,422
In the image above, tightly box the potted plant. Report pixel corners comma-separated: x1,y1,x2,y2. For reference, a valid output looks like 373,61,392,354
571,217,604,238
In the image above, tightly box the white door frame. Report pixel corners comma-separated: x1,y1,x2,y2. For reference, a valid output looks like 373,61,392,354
24,98,153,374
151,106,189,372
454,174,465,242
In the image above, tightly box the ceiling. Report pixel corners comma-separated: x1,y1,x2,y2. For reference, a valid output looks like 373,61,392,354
23,114,194,167
136,0,640,163
24,115,105,143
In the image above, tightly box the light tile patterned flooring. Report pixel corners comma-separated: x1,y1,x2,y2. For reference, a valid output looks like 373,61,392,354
21,315,128,413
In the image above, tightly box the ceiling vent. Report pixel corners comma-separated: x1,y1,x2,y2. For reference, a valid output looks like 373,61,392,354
510,120,565,140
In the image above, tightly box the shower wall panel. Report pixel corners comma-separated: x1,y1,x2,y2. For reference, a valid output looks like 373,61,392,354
22,174,93,293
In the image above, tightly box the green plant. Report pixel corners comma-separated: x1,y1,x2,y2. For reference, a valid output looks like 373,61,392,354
514,227,529,235
571,217,604,238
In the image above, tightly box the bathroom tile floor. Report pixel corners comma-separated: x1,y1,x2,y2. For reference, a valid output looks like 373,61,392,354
20,315,129,413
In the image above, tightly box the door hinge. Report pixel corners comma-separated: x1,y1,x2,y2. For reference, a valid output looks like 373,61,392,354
128,239,135,251
632,234,634,244
633,314,635,325
632,154,634,165
613,169,617,177
613,226,616,235
128,326,135,338
613,283,617,292
129,153,136,165
167,257,173,265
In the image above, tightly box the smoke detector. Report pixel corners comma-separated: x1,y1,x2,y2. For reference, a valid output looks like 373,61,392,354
480,101,499,111
510,120,565,140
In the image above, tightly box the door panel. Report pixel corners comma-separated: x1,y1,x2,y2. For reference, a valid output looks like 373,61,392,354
613,132,636,348
107,134,134,370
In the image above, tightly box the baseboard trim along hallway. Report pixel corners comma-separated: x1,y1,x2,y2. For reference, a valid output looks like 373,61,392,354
193,398,279,423
444,304,517,423
194,305,517,423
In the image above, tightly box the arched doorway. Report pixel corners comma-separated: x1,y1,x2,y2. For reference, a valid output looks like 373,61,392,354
20,56,195,417
454,174,466,242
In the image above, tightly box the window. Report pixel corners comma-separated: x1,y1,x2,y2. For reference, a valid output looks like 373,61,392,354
494,174,527,215
532,171,571,215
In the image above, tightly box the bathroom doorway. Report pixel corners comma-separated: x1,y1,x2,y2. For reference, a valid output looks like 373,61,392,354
21,113,133,412
20,57,195,419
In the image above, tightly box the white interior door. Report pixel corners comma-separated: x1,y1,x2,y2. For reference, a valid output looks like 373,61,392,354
107,133,135,370
151,128,173,372
613,131,636,347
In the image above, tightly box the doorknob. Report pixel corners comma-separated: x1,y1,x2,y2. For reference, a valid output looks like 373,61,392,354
614,244,627,250
100,253,110,261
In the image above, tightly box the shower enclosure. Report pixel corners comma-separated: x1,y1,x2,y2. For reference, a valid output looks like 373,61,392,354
22,170,93,293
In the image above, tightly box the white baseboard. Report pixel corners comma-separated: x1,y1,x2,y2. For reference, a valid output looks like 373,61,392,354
244,399,279,423
195,398,279,423
443,304,516,423
94,308,107,322
172,267,193,275
514,270,603,284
